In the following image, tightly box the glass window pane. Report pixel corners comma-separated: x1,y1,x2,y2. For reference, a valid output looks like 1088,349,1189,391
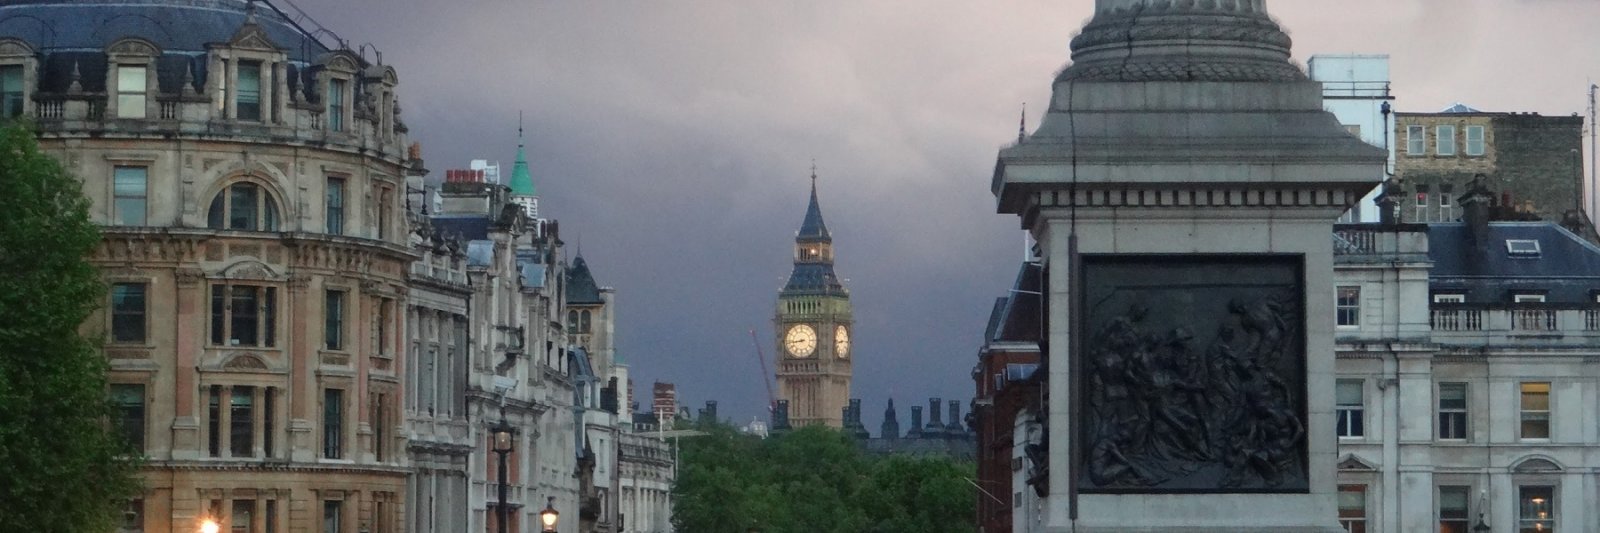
237,61,261,121
230,185,258,230
1,65,21,118
327,80,345,132
231,500,253,533
230,386,253,457
210,285,225,345
264,287,276,348
263,193,279,231
230,286,258,346
111,283,146,343
325,291,343,350
1440,383,1467,408
111,383,145,452
1337,381,1363,405
326,178,344,234
118,66,146,92
1437,125,1457,155
1522,383,1550,410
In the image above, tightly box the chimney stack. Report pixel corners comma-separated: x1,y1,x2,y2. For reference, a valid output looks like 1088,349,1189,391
1461,175,1495,248
926,397,944,437
907,406,924,438
881,399,900,440
947,400,963,434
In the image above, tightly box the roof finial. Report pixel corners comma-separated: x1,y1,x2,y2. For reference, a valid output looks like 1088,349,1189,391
1018,103,1027,144
810,159,817,186
245,0,258,23
518,110,525,147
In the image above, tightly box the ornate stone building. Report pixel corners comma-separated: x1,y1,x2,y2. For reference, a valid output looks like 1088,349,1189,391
774,175,853,428
2,0,416,531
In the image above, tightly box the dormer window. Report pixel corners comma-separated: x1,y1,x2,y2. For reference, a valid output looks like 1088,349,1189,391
1506,239,1541,258
327,78,347,132
0,65,22,118
237,60,262,121
116,66,147,119
1513,293,1546,304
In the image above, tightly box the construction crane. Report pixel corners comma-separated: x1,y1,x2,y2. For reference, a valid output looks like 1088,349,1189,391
749,328,778,413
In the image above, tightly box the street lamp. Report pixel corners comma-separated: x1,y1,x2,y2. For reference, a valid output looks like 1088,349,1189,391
492,418,515,533
199,518,220,533
539,496,560,532
1473,511,1491,532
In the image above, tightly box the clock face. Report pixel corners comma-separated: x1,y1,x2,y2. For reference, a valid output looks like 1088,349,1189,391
835,326,850,358
784,324,818,358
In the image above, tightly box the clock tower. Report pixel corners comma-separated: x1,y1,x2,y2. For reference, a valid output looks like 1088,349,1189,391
775,172,853,429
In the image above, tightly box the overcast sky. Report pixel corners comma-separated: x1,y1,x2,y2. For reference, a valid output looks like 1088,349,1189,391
300,0,1600,430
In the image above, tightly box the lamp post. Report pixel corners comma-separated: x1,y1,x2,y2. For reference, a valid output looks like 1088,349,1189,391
539,496,560,532
199,518,220,533
492,418,515,533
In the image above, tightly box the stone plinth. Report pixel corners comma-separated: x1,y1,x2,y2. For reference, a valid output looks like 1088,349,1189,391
991,1,1385,531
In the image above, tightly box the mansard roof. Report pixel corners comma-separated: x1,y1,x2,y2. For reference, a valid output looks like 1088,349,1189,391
782,262,846,296
1427,222,1600,304
0,0,330,62
566,255,605,305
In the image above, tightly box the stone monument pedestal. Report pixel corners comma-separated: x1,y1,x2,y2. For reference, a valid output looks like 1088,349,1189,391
992,1,1385,531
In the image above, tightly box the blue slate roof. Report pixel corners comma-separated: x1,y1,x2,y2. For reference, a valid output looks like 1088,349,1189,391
1427,222,1600,303
782,262,846,295
566,256,604,305
797,182,831,243
0,1,330,62
991,262,1043,343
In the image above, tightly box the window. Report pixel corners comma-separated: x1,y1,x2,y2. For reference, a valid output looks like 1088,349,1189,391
372,392,388,462
581,310,593,333
1439,183,1455,221
1434,293,1466,303
324,290,344,350
1336,286,1360,327
265,500,277,533
1520,382,1550,439
1344,124,1362,137
1336,380,1364,438
1407,125,1426,155
111,282,147,343
1465,125,1485,156
112,166,148,226
232,499,254,533
263,388,275,458
210,285,277,347
376,187,393,240
1338,485,1367,533
1439,486,1471,533
374,298,393,356
323,500,342,533
1,65,22,119
323,388,344,459
123,498,145,532
1518,485,1554,532
1507,239,1542,257
327,79,346,132
231,386,254,457
325,177,345,235
207,183,280,231
1437,125,1457,156
111,383,145,453
208,385,221,457
567,310,579,331
237,61,262,121
1514,293,1547,303
1415,184,1431,222
1438,383,1468,440
116,66,146,119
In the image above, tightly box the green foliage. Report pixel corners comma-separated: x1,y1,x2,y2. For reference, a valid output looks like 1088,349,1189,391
673,424,975,533
0,124,140,533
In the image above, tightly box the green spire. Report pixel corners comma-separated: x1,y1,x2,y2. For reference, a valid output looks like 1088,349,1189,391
508,119,536,197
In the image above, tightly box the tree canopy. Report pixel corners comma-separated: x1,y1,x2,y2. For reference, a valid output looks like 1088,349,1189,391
0,124,140,532
673,424,974,533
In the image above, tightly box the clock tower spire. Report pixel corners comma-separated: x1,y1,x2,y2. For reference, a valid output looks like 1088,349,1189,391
775,168,852,429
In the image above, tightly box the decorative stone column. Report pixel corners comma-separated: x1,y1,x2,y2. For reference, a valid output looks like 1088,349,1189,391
991,0,1385,531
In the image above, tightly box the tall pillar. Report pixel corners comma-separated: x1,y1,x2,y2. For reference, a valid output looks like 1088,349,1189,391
991,1,1384,530
172,269,205,459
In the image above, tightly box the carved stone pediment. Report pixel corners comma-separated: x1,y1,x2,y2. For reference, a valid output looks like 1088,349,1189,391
1512,456,1563,474
223,353,270,371
220,259,282,281
318,51,361,74
107,37,160,57
0,38,34,57
1336,454,1378,472
228,24,280,51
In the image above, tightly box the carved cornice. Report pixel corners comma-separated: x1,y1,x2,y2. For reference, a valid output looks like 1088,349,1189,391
95,231,205,264
1061,0,1303,83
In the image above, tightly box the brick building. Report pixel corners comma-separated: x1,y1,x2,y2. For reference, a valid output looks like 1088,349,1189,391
971,262,1043,533
1394,105,1584,227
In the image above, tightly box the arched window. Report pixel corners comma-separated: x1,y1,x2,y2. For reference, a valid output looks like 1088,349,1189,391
567,310,579,332
208,182,279,231
580,310,593,333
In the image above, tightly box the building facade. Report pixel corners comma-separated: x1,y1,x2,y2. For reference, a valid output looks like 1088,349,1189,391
4,1,416,530
971,262,1043,533
1332,189,1600,532
774,176,853,428
1394,107,1585,228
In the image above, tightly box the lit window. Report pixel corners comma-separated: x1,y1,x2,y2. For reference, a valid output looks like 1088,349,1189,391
1438,383,1468,440
0,65,22,119
207,183,280,231
1518,485,1555,532
113,166,148,226
116,65,146,119
1336,286,1360,327
1520,382,1550,439
209,284,277,347
325,177,344,235
237,61,262,121
1514,293,1546,303
1407,125,1425,155
1506,239,1542,257
1338,485,1367,533
1465,125,1485,156
110,282,147,343
1438,486,1470,533
1437,125,1457,156
1336,380,1364,438
327,79,346,132
111,383,146,453
324,290,344,350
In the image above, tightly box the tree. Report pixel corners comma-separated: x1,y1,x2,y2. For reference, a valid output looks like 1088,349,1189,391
673,423,974,533
0,124,140,533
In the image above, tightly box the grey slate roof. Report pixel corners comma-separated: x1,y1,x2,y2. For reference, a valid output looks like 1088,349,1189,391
782,263,846,296
0,0,330,62
566,256,604,305
1427,222,1600,303
1440,102,1484,114
990,262,1042,343
797,182,831,243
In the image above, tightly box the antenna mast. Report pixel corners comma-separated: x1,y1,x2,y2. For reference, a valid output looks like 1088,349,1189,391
1589,83,1597,219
